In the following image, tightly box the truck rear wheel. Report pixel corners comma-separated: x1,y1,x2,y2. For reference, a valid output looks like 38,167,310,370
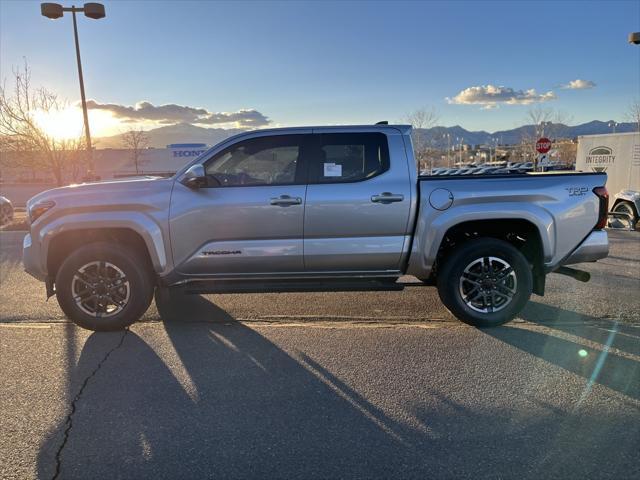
437,238,532,328
55,242,154,331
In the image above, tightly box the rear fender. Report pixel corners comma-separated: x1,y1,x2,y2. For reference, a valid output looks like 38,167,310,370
406,203,554,278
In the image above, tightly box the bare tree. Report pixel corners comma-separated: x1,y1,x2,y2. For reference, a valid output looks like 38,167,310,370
404,107,439,172
0,62,86,185
548,110,573,140
121,128,149,174
525,107,573,140
525,106,553,139
626,99,640,132
554,140,577,165
523,106,574,169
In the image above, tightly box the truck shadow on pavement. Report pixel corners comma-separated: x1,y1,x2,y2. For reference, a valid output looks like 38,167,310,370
486,301,640,401
36,296,640,479
36,295,419,479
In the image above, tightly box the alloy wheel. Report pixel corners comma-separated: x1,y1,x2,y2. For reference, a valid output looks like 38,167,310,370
71,261,131,317
458,256,517,313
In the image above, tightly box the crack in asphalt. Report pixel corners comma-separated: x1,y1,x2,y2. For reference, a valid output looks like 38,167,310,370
51,329,129,480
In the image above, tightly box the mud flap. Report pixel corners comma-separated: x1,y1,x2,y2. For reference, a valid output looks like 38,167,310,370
45,277,55,299
533,273,545,296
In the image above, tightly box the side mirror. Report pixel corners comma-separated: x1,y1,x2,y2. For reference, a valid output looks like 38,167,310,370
180,164,207,189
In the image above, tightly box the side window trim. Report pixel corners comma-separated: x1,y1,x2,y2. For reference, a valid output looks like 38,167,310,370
201,134,311,188
306,132,390,185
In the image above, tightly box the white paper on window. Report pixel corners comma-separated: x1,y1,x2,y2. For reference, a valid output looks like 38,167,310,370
323,163,342,177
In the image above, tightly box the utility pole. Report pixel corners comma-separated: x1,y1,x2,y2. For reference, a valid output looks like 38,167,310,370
71,8,93,173
445,133,451,167
41,3,106,178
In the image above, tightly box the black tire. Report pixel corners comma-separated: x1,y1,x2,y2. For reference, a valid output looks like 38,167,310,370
55,242,154,331
612,201,637,230
437,238,533,328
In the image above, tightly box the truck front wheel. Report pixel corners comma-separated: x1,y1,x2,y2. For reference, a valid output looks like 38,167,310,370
55,242,154,331
437,238,532,328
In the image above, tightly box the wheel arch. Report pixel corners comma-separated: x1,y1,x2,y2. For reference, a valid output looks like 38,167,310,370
37,212,169,281
423,218,546,295
406,203,553,290
46,227,157,283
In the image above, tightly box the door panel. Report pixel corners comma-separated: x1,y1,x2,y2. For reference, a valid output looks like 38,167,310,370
170,184,307,274
304,132,412,271
304,235,411,271
169,133,309,276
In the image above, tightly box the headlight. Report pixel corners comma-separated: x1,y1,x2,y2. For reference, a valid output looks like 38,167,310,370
28,200,56,223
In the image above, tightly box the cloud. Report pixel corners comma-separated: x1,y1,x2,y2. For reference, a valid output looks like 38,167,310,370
199,109,271,127
447,85,556,108
561,79,596,90
85,100,270,127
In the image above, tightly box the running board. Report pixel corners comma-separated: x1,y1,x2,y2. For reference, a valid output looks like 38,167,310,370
182,278,406,295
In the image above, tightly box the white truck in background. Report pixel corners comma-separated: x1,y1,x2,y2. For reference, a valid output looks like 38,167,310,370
576,132,640,228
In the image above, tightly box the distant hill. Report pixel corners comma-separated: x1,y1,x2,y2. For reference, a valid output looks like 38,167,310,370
96,123,244,149
95,120,637,150
414,120,637,148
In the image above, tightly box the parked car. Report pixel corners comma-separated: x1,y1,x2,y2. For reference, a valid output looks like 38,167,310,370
0,196,14,227
23,124,609,331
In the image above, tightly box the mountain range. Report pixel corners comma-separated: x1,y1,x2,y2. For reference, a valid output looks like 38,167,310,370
95,120,638,150
96,123,245,149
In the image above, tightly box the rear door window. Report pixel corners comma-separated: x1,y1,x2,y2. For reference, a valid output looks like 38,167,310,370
309,133,390,183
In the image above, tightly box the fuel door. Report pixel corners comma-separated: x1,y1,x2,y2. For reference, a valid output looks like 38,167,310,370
429,188,454,211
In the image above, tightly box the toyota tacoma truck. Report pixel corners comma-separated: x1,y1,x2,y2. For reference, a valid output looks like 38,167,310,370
23,124,610,331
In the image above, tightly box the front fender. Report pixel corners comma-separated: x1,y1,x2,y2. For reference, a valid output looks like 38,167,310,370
37,211,168,275
406,202,554,278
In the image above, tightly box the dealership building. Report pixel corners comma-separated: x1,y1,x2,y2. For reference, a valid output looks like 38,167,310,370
0,143,210,206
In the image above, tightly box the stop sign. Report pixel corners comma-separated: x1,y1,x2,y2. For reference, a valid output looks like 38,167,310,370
536,137,552,154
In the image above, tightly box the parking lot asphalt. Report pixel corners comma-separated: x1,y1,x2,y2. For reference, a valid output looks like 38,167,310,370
0,230,639,479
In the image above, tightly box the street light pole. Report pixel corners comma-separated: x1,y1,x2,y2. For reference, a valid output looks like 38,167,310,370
446,133,451,167
71,7,93,171
41,3,105,178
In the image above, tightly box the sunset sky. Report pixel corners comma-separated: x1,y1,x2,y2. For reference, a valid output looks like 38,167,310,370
1,0,639,139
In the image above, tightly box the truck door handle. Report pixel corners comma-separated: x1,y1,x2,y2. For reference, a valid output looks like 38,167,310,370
270,195,302,206
371,192,404,204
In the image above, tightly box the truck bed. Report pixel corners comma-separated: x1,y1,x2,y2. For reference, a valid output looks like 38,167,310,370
407,171,607,278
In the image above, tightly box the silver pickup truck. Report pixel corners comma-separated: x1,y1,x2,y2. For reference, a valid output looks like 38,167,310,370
23,124,609,331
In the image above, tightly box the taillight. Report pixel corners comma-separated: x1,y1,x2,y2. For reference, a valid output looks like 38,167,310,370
593,186,609,230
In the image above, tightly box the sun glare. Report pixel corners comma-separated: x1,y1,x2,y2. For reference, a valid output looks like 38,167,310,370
32,106,122,140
